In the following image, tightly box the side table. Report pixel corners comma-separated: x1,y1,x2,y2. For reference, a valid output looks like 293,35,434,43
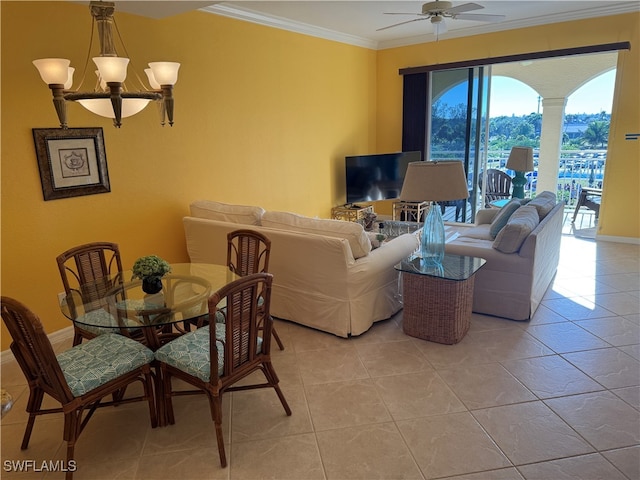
395,254,485,344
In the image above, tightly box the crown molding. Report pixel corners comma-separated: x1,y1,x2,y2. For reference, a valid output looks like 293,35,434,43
202,4,378,49
202,3,640,51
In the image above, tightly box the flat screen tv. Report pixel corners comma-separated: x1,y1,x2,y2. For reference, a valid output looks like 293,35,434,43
345,151,422,205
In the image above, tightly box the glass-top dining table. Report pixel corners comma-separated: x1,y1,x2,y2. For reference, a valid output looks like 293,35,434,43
60,263,239,351
60,263,239,426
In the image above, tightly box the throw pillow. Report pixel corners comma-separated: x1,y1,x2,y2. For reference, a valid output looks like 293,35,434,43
527,191,556,220
190,200,264,225
489,198,522,239
366,231,381,249
262,211,372,259
492,205,540,253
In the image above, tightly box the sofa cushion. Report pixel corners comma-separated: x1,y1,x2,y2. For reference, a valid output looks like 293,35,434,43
190,200,264,225
489,198,522,239
262,211,372,259
459,224,493,241
527,191,556,220
492,205,540,253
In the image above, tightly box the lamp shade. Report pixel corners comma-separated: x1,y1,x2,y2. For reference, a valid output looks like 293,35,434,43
33,58,71,84
400,161,469,202
93,56,129,83
506,147,534,172
77,98,151,118
148,62,180,85
144,68,161,89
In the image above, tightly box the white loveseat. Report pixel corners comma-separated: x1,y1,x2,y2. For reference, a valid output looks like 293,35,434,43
183,200,419,337
445,191,564,321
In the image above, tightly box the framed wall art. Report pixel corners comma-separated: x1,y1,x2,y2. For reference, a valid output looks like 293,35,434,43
32,127,110,201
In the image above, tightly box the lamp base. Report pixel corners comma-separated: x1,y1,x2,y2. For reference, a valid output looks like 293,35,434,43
420,202,445,267
511,171,527,199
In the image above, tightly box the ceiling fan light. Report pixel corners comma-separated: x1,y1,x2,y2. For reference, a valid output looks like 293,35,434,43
431,15,443,24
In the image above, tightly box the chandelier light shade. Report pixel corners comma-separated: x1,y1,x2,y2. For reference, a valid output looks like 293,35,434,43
401,161,469,266
506,146,534,199
32,1,180,128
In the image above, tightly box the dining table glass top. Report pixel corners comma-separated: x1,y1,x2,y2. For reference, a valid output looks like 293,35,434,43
61,263,238,330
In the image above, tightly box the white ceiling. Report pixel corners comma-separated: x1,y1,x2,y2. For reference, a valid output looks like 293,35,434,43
113,1,640,50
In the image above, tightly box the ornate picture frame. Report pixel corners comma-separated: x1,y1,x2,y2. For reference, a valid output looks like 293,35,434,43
32,127,110,201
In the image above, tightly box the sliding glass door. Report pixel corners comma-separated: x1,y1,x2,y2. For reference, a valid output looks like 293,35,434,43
428,66,489,223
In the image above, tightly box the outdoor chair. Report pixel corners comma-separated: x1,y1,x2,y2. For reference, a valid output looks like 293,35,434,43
0,297,157,480
56,242,127,346
227,229,285,350
154,273,291,468
479,169,512,207
572,186,602,223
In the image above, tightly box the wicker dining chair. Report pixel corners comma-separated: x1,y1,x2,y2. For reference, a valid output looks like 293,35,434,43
56,242,127,345
0,297,157,480
154,273,291,468
227,229,285,350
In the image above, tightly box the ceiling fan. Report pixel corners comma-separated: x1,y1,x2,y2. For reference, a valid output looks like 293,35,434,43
378,1,505,35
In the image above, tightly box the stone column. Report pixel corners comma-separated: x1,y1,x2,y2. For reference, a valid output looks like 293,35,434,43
537,97,567,195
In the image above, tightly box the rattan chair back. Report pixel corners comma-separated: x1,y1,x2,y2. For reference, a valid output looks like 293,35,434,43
56,242,124,344
226,230,284,350
1,297,75,404
227,229,271,276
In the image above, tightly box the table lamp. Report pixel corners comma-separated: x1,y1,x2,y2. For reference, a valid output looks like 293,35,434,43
506,146,534,199
400,161,469,267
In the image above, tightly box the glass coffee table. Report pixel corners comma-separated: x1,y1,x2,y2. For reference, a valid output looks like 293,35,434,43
395,254,485,344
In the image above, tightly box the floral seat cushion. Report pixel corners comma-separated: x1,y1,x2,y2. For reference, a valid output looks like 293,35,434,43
57,334,154,397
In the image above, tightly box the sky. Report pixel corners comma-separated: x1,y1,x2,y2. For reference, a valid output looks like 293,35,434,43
489,70,616,117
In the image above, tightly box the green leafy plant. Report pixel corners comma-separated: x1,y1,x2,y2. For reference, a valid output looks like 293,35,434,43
131,255,171,280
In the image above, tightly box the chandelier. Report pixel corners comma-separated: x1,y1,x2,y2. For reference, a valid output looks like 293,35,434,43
33,1,180,128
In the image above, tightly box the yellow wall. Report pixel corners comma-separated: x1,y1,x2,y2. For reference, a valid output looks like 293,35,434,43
1,3,638,351
375,13,640,237
0,1,376,349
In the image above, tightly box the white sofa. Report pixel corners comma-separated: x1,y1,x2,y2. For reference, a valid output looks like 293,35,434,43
445,191,564,321
183,201,419,337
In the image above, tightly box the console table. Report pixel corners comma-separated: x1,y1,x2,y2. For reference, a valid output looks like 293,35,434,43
395,254,485,344
331,204,374,222
392,201,428,222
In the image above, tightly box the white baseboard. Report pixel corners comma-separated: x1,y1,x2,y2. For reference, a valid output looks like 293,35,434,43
596,234,640,245
1,326,74,365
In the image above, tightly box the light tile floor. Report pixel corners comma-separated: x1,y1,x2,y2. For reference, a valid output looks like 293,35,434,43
1,235,639,479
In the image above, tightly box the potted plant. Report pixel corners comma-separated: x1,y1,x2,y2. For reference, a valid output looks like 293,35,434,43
131,255,171,294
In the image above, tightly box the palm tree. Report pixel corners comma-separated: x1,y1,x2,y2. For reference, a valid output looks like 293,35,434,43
582,121,609,148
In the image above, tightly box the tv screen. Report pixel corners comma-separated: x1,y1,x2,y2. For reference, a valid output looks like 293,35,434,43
345,151,422,204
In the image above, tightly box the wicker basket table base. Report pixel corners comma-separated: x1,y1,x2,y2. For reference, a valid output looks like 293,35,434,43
401,273,475,344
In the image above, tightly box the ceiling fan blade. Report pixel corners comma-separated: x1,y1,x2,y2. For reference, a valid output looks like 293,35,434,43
377,17,429,31
446,2,483,14
384,12,425,16
453,13,506,22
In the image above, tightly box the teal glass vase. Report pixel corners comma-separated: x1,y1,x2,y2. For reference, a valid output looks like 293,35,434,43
420,203,445,267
